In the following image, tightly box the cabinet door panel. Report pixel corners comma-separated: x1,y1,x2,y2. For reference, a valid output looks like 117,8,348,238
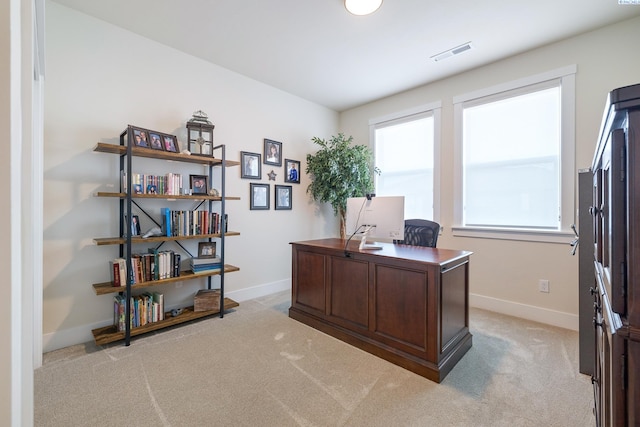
610,128,627,315
374,265,428,352
295,251,326,313
329,256,369,328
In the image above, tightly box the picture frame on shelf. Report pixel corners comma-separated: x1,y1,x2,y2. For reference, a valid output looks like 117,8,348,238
250,183,270,210
241,151,261,179
125,214,141,236
264,139,282,166
162,134,179,153
190,174,208,195
131,127,150,148
149,131,164,150
275,185,292,210
284,159,300,184
198,241,217,258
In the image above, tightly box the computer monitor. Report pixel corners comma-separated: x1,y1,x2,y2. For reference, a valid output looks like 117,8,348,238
345,196,405,250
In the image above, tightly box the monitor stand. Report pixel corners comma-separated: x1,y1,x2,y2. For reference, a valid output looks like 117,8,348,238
359,227,382,250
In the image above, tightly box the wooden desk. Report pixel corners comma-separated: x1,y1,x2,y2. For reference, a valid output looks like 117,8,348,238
289,238,473,383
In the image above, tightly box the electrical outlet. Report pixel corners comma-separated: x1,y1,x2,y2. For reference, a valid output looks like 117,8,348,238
538,279,550,293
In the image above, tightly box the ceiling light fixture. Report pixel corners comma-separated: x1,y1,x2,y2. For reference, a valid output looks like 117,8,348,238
345,0,383,16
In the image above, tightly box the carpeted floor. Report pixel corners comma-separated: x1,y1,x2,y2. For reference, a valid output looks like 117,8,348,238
35,291,594,426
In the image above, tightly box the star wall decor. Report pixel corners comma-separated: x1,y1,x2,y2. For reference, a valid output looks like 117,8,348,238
267,170,277,181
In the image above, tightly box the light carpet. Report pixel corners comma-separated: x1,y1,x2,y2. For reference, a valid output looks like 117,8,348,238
35,291,593,426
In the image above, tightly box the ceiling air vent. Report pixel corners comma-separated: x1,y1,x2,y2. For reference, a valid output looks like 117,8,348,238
430,42,473,62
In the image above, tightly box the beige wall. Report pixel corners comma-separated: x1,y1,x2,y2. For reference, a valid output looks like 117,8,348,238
43,2,339,351
339,16,640,328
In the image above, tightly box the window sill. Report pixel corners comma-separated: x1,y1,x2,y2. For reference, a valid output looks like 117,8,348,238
451,226,575,244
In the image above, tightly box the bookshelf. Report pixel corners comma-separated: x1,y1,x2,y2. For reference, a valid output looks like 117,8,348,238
91,128,240,346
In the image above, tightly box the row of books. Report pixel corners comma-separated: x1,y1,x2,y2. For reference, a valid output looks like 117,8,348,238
109,249,181,286
190,256,223,274
121,172,186,195
114,292,164,331
161,208,228,237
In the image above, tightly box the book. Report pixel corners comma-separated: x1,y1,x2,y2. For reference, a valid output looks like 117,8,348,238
191,256,221,266
153,291,164,321
110,258,126,287
161,207,172,237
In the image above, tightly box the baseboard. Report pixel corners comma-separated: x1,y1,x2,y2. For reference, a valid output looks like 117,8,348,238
470,293,579,331
43,279,292,353
226,279,290,302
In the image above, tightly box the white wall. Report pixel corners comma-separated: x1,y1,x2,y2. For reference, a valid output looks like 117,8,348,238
43,2,339,351
340,16,640,329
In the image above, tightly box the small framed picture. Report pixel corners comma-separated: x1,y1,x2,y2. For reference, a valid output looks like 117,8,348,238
275,185,292,210
125,214,141,236
146,184,158,194
264,139,282,166
250,183,270,210
162,134,179,153
190,174,208,195
285,159,300,184
148,132,164,150
241,151,261,179
131,127,150,148
198,241,217,258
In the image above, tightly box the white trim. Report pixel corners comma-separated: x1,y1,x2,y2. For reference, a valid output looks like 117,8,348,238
370,102,443,223
453,67,577,239
453,65,577,104
452,226,575,243
226,279,290,302
470,293,578,331
368,101,442,126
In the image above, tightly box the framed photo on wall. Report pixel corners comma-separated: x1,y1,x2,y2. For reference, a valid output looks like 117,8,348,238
241,151,261,179
284,159,300,184
275,185,292,210
264,139,282,166
250,183,270,210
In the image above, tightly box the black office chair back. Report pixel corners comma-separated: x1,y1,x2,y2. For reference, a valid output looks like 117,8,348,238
395,219,440,248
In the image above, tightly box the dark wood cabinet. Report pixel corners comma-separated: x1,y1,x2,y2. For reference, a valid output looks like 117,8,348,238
591,83,640,426
289,238,473,383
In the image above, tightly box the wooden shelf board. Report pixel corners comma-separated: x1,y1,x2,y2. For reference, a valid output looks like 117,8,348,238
91,298,240,346
92,264,240,295
93,231,240,246
94,191,240,201
93,142,240,167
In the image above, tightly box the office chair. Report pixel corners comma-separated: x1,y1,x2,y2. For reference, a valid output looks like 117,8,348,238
394,219,440,248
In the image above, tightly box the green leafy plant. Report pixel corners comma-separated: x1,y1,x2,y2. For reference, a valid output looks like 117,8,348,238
306,133,380,238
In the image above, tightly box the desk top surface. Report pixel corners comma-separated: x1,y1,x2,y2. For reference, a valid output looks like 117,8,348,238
291,238,472,266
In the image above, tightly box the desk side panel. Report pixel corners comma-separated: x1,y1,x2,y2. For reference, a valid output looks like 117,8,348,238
441,261,469,355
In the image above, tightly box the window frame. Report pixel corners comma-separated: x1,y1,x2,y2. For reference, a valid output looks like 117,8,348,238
369,101,442,224
452,65,576,243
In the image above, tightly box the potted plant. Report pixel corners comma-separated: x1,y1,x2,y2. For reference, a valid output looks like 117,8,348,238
306,133,379,239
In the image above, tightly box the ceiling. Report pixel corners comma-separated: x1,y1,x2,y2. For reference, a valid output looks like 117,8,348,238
51,0,640,112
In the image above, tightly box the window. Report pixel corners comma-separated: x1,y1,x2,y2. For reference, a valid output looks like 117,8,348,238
453,66,576,242
370,102,441,221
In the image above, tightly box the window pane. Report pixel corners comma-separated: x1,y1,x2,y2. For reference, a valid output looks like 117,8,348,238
463,86,561,229
375,115,434,220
